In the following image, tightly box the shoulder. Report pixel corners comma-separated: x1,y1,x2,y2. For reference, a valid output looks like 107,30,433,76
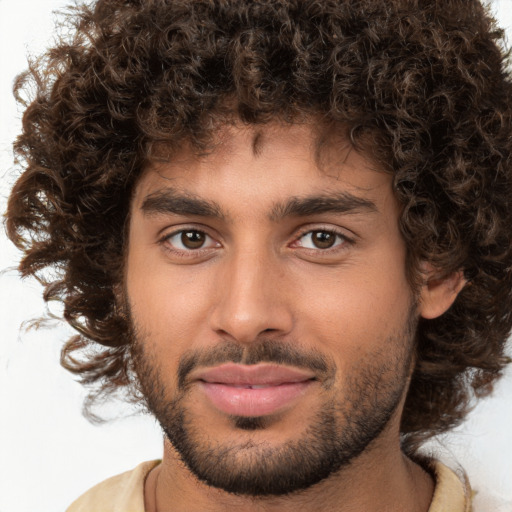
428,460,473,512
66,460,161,512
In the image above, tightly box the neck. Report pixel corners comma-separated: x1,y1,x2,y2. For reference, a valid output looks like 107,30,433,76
144,437,434,512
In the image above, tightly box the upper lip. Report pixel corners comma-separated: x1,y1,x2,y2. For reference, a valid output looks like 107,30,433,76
192,363,316,386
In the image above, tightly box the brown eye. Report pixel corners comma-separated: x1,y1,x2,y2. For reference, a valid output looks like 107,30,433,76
164,229,218,252
295,230,346,250
161,228,222,261
311,231,337,249
181,230,206,249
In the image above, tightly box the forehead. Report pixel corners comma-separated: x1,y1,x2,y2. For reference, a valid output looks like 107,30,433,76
132,122,396,216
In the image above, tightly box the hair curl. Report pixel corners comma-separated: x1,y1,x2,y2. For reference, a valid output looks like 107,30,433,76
5,0,512,449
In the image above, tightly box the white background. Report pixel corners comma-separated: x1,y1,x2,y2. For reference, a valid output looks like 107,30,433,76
1,1,512,511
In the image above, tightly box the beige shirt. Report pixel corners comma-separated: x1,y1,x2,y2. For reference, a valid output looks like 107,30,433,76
67,459,472,512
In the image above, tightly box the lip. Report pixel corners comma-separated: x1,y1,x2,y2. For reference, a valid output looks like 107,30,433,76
193,363,316,417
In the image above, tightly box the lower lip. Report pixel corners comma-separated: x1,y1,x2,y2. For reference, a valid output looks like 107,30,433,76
200,381,313,417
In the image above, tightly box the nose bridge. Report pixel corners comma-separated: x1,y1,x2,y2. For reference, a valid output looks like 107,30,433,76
210,241,292,343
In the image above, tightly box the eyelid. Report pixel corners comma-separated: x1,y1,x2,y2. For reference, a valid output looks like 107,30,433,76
290,225,355,251
294,225,354,241
160,222,220,240
160,226,222,253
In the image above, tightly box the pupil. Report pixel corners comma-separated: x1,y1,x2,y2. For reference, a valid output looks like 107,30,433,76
313,231,335,249
182,231,205,249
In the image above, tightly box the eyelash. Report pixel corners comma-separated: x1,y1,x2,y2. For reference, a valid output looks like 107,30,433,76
292,228,353,252
160,228,220,258
159,226,354,258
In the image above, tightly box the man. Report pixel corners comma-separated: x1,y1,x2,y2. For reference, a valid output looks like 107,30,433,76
5,0,512,510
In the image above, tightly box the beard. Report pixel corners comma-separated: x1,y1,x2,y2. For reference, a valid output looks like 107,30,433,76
130,313,416,497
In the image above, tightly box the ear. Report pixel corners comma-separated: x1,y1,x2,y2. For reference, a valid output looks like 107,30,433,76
418,265,467,320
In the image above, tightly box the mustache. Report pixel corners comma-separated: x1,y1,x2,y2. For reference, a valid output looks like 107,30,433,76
177,339,336,390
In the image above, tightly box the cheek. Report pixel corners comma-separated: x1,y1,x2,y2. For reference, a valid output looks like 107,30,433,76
292,252,412,355
125,242,216,352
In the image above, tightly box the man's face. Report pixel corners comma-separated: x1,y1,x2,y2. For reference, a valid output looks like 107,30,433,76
126,122,417,495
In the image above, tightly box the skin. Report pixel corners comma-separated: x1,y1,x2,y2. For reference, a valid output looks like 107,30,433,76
125,122,464,511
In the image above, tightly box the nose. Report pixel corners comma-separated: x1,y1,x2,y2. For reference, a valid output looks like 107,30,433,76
209,248,294,344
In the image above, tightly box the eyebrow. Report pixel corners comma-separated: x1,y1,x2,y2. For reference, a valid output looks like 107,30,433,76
140,188,378,221
141,189,224,219
269,193,378,221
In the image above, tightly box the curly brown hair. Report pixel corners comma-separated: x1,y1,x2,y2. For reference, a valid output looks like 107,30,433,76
5,0,512,450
